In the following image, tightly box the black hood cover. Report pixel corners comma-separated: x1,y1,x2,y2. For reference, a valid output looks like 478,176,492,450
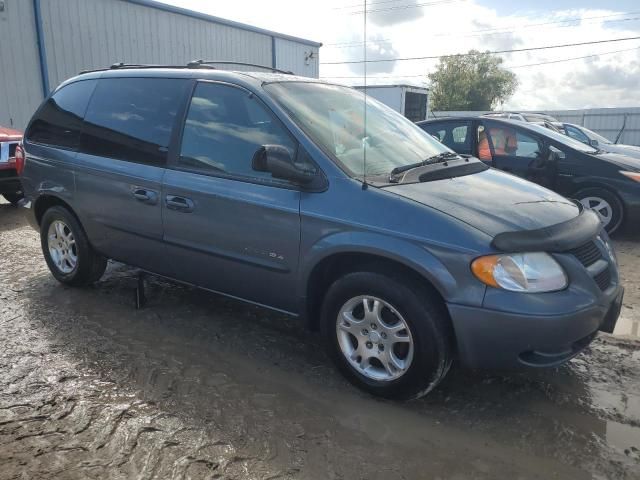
491,206,601,252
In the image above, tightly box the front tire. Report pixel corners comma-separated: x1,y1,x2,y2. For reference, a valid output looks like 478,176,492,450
321,271,453,400
575,187,624,234
40,206,107,286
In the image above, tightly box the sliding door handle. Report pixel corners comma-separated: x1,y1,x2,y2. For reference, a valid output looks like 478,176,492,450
132,188,158,205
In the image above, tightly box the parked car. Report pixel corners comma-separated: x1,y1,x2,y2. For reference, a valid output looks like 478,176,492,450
19,67,623,399
419,117,640,234
559,123,640,159
483,111,560,123
0,126,24,205
482,112,563,134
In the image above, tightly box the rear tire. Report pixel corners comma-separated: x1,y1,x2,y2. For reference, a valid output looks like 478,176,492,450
575,187,624,234
2,192,23,206
40,206,107,286
321,270,453,400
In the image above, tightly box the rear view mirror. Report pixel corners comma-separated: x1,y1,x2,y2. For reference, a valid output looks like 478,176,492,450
590,139,599,147
252,145,315,185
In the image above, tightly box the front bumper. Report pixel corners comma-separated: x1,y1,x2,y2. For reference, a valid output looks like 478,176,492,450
448,285,624,370
0,168,21,195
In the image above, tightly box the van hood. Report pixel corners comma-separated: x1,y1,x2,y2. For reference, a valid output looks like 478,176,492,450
385,168,580,237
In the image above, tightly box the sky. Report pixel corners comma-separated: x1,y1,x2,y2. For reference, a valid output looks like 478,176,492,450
159,0,640,110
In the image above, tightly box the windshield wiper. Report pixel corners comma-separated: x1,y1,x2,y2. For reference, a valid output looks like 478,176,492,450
390,152,460,177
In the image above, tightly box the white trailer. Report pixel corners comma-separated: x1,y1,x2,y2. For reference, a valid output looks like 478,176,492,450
354,85,430,122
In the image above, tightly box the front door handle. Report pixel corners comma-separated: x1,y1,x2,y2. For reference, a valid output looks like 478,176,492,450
166,195,195,213
132,187,158,205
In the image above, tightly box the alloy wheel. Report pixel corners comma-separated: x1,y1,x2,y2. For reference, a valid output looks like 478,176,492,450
336,295,414,382
580,196,613,228
47,220,78,274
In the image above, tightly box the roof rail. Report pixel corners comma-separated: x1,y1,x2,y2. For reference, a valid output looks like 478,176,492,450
187,60,293,74
78,62,214,75
79,60,292,76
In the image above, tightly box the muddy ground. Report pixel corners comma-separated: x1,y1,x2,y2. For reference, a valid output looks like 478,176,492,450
0,201,639,480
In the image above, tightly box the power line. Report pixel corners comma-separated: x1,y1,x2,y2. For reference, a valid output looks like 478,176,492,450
348,0,460,15
333,0,411,10
320,35,640,65
507,45,640,68
324,11,640,47
319,45,640,79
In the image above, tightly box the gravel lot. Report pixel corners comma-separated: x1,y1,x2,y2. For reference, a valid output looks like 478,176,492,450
1,200,639,480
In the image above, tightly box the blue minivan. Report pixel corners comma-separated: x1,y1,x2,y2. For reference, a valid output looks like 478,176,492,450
18,65,623,399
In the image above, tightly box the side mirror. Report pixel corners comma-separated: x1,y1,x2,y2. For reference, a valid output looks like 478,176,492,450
252,145,315,185
590,139,599,147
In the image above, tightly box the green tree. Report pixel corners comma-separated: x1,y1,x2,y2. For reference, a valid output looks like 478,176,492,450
428,50,518,111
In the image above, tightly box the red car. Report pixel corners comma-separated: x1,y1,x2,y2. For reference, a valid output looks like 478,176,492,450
0,126,23,205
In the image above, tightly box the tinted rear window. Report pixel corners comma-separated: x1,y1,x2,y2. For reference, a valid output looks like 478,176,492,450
26,80,97,149
80,77,189,165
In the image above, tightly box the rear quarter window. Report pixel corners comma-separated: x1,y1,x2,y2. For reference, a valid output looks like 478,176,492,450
26,80,97,150
80,77,189,165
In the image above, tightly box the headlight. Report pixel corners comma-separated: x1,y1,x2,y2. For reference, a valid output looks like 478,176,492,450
621,171,640,183
471,252,568,293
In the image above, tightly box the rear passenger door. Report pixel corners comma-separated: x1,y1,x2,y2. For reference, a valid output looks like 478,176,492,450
421,121,473,155
162,81,303,313
74,77,191,274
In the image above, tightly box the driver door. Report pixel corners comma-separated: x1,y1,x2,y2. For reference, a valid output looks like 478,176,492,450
480,121,554,188
162,81,303,313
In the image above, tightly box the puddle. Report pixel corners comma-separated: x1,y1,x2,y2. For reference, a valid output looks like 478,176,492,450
606,421,640,456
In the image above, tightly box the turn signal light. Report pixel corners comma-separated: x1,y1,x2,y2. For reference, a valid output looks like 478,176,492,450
621,171,640,183
471,255,500,288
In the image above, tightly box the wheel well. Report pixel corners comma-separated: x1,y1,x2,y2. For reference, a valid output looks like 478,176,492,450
34,195,78,226
571,183,622,201
305,252,448,331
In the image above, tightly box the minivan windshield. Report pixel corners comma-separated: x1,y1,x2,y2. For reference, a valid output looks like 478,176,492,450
264,82,450,177
524,122,599,153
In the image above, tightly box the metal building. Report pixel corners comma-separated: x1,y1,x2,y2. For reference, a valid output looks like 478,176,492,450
354,85,430,122
0,0,321,130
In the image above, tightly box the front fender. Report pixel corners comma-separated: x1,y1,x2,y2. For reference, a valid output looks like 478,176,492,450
300,230,486,307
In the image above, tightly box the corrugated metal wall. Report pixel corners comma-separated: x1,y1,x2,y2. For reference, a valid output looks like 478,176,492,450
1,0,320,130
274,38,319,78
546,108,640,147
430,108,640,146
0,0,45,129
39,0,274,90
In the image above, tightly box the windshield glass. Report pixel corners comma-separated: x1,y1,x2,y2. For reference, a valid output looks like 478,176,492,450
579,125,612,144
524,122,599,153
263,82,450,176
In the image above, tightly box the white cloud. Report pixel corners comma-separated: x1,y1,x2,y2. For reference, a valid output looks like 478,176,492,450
159,0,640,109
